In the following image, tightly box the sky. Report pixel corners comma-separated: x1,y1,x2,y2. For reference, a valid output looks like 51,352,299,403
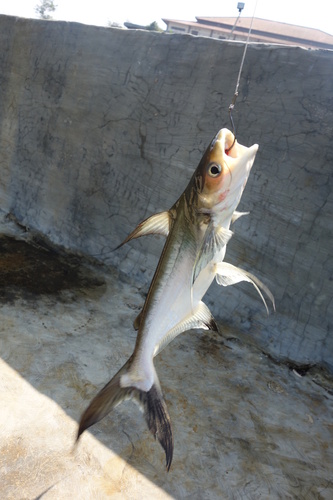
0,0,332,35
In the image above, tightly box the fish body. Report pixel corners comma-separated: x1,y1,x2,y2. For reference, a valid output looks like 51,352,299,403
77,129,274,470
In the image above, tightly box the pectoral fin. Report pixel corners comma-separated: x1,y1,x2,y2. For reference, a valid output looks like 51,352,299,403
193,225,233,283
215,262,275,314
154,301,218,356
231,211,249,224
115,211,172,249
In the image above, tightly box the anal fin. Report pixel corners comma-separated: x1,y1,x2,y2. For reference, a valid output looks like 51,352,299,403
154,301,218,356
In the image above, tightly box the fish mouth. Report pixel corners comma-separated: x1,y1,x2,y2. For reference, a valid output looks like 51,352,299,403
215,129,237,157
196,128,258,213
208,129,259,213
217,129,259,181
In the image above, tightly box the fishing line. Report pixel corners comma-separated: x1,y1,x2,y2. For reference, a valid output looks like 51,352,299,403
225,0,259,153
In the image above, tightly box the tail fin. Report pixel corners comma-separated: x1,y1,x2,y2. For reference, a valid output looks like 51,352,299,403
77,358,174,471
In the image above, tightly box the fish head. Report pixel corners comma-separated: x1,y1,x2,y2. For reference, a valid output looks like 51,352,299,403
193,128,258,218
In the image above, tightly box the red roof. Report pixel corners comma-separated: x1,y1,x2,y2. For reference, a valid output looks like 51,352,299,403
162,17,333,49
198,17,333,43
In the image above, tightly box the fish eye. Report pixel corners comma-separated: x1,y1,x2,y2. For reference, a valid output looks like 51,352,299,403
207,163,222,178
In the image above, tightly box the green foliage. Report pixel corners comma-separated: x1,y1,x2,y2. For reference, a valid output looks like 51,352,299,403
35,0,57,20
145,21,163,32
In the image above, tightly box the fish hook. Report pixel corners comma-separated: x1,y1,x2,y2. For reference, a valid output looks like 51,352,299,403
225,92,238,154
225,0,259,154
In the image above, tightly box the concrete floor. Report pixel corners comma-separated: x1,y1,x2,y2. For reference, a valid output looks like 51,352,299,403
1,223,333,499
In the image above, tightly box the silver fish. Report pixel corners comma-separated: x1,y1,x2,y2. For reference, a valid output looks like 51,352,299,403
77,128,274,470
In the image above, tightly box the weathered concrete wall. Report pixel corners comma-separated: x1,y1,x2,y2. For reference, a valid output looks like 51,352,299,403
0,15,332,371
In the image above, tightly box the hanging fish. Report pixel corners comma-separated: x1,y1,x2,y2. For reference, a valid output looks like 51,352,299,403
77,128,274,470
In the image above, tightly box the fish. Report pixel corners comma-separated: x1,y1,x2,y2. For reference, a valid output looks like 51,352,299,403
77,128,274,470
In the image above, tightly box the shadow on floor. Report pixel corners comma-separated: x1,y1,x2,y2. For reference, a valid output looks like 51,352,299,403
1,234,333,498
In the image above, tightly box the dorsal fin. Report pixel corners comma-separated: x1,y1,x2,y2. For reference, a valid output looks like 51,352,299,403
115,211,172,250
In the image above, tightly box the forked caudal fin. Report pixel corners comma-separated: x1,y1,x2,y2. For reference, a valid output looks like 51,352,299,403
77,357,174,471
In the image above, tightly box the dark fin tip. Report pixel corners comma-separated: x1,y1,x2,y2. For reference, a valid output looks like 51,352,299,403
76,422,86,441
209,317,219,333
203,314,219,333
76,403,98,442
144,385,174,471
112,240,126,252
76,359,134,443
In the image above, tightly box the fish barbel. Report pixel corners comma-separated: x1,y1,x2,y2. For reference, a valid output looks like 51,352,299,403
77,128,274,470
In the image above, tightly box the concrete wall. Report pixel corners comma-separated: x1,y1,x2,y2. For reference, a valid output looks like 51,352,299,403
0,15,332,371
